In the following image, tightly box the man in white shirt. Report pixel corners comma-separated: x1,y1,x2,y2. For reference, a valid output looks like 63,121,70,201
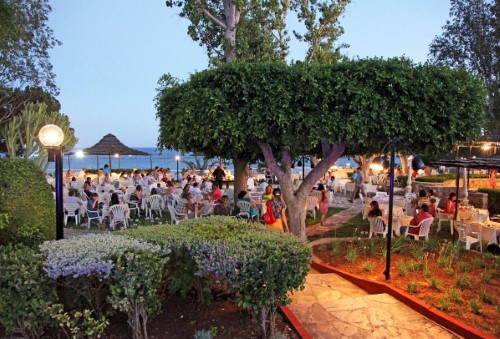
189,182,202,195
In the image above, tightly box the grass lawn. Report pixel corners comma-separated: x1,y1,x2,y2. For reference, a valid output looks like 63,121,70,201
305,207,344,226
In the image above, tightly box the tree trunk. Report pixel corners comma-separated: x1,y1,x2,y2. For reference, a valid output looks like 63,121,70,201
233,159,248,203
258,142,345,241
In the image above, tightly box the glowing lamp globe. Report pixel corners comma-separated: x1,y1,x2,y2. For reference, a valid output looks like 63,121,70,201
38,124,64,147
175,155,180,161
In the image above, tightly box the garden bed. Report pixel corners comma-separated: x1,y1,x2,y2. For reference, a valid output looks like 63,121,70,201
313,239,500,337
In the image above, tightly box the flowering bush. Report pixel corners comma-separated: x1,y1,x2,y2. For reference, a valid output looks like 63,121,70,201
40,233,169,338
123,216,311,338
40,233,164,279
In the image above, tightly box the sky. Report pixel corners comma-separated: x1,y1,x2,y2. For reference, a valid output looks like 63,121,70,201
48,0,451,148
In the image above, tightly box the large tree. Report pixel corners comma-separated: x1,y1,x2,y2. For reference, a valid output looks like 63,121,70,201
157,59,487,240
0,0,60,124
164,0,351,201
429,0,499,124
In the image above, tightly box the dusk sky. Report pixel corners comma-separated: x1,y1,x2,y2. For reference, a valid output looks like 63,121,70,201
48,0,451,148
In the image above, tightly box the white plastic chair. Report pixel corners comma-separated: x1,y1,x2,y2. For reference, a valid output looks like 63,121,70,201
146,195,163,219
84,204,102,228
236,200,257,221
368,216,387,238
436,208,453,234
109,204,129,230
124,194,140,217
405,217,434,241
306,196,318,219
64,203,81,225
167,205,187,224
375,192,388,198
455,221,482,252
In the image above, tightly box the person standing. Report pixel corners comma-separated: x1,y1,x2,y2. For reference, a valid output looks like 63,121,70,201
212,164,225,189
348,167,366,203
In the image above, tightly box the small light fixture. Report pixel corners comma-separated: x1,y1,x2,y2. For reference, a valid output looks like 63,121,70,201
370,156,389,171
175,155,180,161
114,153,119,158
482,143,492,151
38,124,64,147
76,150,84,158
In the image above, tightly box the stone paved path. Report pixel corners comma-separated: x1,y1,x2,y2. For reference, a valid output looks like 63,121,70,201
288,272,460,339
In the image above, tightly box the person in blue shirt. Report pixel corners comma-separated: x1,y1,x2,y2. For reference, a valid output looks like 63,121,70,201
237,191,259,219
103,164,110,175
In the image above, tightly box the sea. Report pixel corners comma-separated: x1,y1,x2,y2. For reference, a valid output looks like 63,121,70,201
47,147,364,174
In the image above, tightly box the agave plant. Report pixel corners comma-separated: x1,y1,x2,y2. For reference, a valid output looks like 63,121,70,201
181,156,217,171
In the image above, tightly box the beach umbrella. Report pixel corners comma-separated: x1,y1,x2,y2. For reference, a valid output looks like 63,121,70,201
83,134,151,172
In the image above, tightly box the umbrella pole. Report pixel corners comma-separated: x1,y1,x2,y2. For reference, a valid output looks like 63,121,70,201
68,154,71,172
109,154,112,173
97,155,99,169
150,156,152,170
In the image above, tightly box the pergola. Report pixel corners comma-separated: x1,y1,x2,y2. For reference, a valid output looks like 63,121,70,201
83,134,151,172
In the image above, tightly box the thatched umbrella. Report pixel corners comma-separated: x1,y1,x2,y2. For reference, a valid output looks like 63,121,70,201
83,134,151,172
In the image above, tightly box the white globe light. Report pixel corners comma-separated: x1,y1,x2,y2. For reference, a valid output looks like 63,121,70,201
38,124,64,147
76,150,84,158
175,155,180,161
114,153,120,158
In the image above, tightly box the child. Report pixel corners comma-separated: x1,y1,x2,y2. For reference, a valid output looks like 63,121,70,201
202,193,213,216
318,184,329,226
429,198,437,218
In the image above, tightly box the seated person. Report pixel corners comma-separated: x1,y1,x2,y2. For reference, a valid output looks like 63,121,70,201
258,179,268,191
176,192,202,218
87,193,102,217
129,185,144,205
64,190,83,205
83,182,94,198
212,185,222,202
202,193,213,216
367,200,384,219
237,191,258,219
408,204,433,235
443,192,457,218
78,168,86,178
412,189,428,206
214,195,232,216
65,169,73,178
189,182,202,195
428,198,437,217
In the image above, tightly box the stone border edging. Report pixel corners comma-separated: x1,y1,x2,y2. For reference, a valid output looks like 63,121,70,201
311,262,495,339
279,306,313,339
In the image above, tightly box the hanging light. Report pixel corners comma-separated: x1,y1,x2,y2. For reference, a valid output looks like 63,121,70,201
370,156,389,171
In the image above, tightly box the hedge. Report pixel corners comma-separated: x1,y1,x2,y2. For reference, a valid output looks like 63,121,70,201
122,216,311,338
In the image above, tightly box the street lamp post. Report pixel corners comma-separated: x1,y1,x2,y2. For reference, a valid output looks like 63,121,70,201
38,124,65,240
406,155,413,194
175,155,180,182
372,138,422,281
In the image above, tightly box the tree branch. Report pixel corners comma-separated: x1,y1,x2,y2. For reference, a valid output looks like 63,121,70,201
196,0,228,29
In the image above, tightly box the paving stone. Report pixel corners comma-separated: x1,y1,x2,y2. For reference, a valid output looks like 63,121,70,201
306,302,332,324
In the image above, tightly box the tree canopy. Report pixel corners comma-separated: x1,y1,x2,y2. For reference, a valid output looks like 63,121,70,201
157,59,486,158
429,0,499,123
157,59,486,238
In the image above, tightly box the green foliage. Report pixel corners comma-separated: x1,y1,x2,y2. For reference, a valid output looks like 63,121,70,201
438,298,450,312
445,267,455,276
429,0,499,120
429,277,441,290
455,275,472,289
317,244,327,251
108,251,169,339
122,217,311,338
330,239,341,256
0,158,55,245
480,270,495,284
362,261,375,272
0,245,58,338
397,261,408,277
470,299,482,315
478,188,500,215
479,290,494,304
471,257,486,268
47,305,109,339
449,288,462,302
407,282,418,294
181,155,217,171
415,174,457,183
156,59,487,160
345,243,357,263
457,262,470,272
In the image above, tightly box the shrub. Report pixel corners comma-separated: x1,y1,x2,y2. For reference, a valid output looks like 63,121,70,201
345,243,357,263
0,158,56,246
470,299,482,315
362,261,375,272
123,217,311,339
448,288,461,302
317,244,327,251
445,268,455,276
40,233,167,338
480,270,495,284
479,290,494,304
457,262,470,272
429,277,441,290
397,261,408,277
455,275,472,289
471,258,486,268
407,282,418,294
330,240,341,256
438,298,450,312
0,245,58,338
